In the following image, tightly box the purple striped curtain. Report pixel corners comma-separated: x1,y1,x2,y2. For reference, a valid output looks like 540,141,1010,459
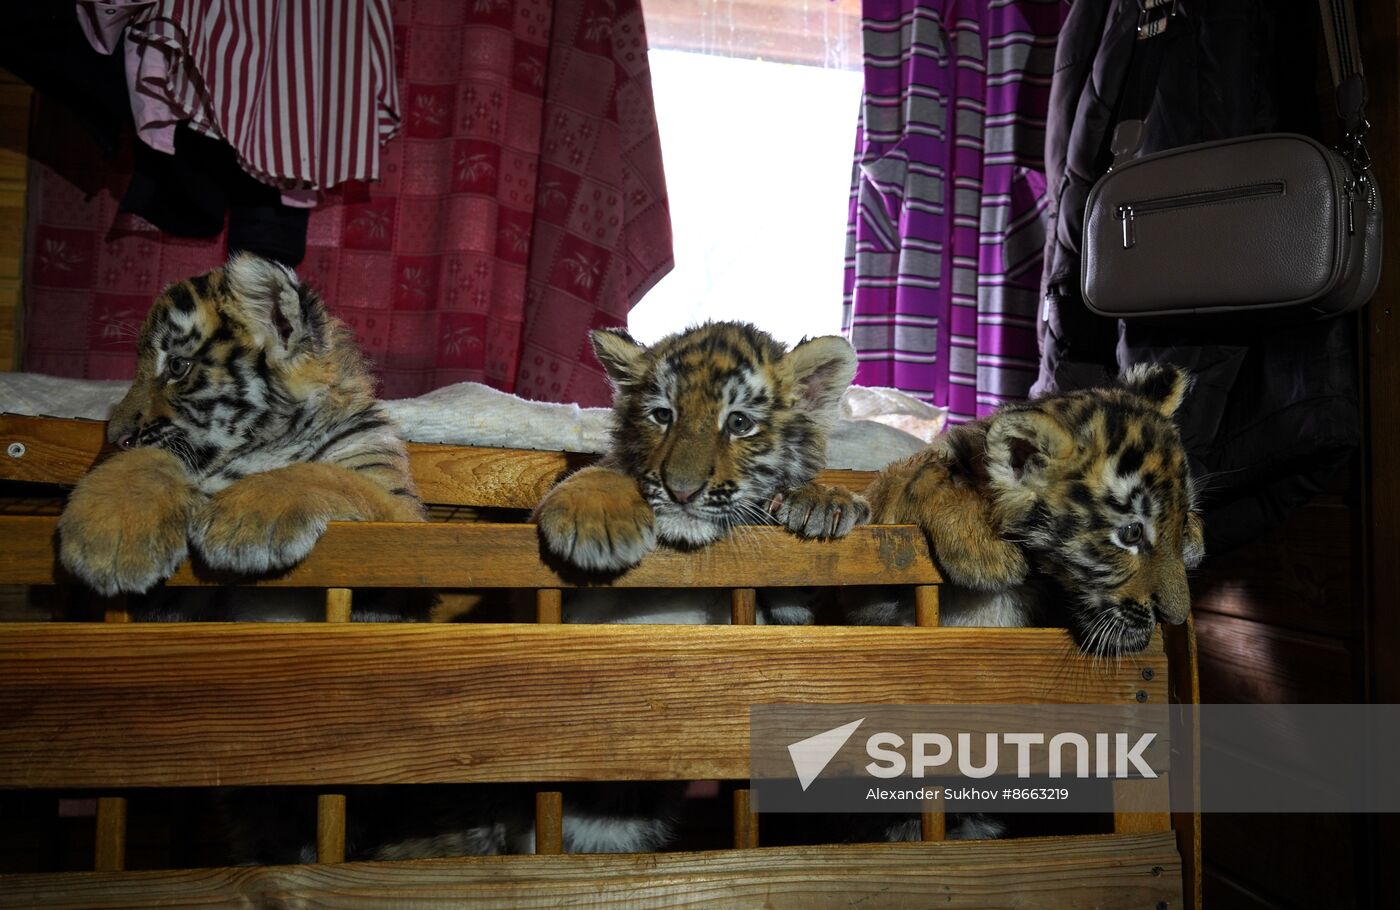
842,0,1066,423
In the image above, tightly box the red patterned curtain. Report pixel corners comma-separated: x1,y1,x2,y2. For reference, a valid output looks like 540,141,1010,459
22,0,671,406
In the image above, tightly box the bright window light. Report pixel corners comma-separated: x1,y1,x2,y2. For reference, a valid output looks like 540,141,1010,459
629,48,862,347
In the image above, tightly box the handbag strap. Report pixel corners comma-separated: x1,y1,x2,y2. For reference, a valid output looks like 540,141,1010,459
1129,1,1370,155
1315,0,1368,140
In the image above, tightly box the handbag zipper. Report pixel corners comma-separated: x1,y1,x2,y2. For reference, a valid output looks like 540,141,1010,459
1115,181,1285,249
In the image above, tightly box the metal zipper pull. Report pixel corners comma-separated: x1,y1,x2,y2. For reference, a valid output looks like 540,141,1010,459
1117,205,1136,249
1345,179,1356,235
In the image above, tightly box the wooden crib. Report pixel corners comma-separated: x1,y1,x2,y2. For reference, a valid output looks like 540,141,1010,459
0,413,1198,908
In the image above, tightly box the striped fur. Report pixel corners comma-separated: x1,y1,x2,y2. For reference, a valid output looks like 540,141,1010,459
535,322,868,574
865,364,1204,656
59,254,423,594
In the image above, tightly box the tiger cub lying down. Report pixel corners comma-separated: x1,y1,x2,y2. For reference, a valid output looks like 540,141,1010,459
58,253,425,600
535,321,870,574
794,364,1205,657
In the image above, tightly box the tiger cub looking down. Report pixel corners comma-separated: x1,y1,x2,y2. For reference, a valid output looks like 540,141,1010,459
58,253,424,597
535,322,870,574
859,364,1205,656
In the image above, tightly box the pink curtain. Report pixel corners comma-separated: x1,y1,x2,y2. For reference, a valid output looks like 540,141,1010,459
23,0,671,406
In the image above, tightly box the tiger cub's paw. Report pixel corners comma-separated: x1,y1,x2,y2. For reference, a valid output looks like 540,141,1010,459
535,467,656,573
58,448,201,595
935,533,1029,591
191,474,377,575
772,482,871,540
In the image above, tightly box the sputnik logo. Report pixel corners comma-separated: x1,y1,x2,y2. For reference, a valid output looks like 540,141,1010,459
788,718,864,791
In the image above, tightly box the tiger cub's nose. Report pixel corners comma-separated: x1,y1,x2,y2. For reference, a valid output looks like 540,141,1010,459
665,478,706,504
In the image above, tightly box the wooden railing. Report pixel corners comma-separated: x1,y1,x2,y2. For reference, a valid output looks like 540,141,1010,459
0,414,1197,909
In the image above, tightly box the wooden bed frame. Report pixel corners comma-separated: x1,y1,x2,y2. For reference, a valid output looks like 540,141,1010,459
0,414,1200,908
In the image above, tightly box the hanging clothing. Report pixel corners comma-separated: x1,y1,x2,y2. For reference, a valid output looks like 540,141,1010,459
25,0,671,405
76,0,400,205
842,0,1067,423
2,3,310,264
1034,0,1359,556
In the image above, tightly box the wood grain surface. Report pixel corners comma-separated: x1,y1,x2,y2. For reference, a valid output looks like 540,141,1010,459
0,833,1184,909
0,416,878,506
0,623,1165,788
0,516,941,588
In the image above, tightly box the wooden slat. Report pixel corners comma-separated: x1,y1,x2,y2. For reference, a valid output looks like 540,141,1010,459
0,417,107,485
1112,776,1172,834
92,799,126,873
534,588,562,624
316,795,347,864
914,583,939,628
94,595,130,871
318,589,352,863
1164,617,1201,910
533,791,563,855
913,584,945,841
0,833,1184,909
0,416,878,506
0,517,940,588
0,623,1164,788
732,788,759,849
730,587,756,626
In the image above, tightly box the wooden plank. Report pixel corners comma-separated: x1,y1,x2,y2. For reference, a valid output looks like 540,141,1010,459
0,623,1164,788
316,795,347,864
1190,499,1358,638
0,417,108,485
92,799,126,872
533,792,563,855
0,517,942,589
0,417,879,505
0,832,1184,909
1112,776,1172,834
732,787,759,850
534,588,562,624
1362,3,1400,902
915,583,939,627
730,587,756,626
1194,612,1359,704
318,589,351,863
1164,618,1201,910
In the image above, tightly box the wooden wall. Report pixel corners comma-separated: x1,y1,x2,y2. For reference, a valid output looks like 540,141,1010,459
1191,487,1369,908
1197,0,1400,905
0,69,29,371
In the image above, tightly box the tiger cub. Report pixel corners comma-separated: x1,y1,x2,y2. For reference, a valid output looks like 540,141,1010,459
861,364,1205,656
535,322,869,574
58,253,424,597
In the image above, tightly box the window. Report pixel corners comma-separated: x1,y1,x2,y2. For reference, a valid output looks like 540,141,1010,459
629,0,862,347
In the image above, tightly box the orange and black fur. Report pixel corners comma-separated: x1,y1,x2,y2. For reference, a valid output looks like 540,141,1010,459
535,322,869,574
58,253,424,596
862,364,1205,655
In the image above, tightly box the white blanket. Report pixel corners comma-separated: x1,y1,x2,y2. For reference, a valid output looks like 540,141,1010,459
0,374,943,471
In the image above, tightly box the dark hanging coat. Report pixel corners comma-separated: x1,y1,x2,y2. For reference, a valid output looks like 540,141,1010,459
1035,0,1361,556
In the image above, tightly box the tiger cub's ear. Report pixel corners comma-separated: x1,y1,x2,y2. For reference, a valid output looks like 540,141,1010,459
985,409,1074,493
224,253,324,358
782,336,857,419
1121,362,1192,418
590,327,648,388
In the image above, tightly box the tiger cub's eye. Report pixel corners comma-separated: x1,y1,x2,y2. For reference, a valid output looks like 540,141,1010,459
726,412,756,436
649,407,673,426
1119,521,1144,546
168,356,193,380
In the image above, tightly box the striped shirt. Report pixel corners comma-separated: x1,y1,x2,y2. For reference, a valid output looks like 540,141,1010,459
78,0,399,206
